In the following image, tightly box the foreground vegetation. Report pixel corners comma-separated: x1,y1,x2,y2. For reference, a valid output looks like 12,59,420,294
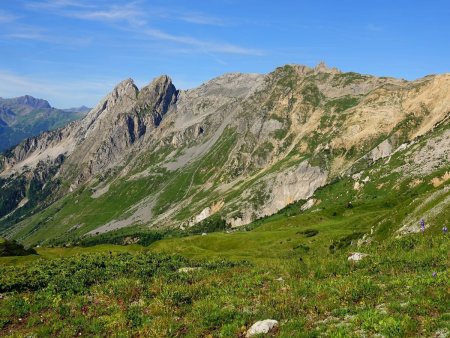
0,238,36,257
0,223,448,337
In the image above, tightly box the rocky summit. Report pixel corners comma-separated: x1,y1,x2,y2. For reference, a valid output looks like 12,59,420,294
0,63,449,246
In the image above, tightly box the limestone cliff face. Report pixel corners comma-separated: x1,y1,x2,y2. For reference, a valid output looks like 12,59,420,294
261,161,328,217
1,64,449,244
61,76,178,185
2,76,177,183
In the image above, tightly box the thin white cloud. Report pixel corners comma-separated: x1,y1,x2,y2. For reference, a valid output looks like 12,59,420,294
4,26,49,41
25,1,262,56
178,13,228,26
69,3,146,25
28,0,143,23
26,0,95,10
142,28,262,56
0,10,19,23
1,25,92,47
145,7,229,27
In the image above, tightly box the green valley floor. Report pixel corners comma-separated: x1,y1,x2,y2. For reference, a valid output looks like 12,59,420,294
0,207,448,337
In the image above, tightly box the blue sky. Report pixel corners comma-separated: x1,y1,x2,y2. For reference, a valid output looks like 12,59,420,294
0,0,449,107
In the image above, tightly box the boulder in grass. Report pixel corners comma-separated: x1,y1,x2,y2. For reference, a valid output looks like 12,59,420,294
177,267,202,273
246,319,278,337
348,252,368,262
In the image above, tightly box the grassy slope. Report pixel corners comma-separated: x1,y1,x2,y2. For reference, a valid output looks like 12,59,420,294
1,167,448,336
0,218,448,337
8,128,239,246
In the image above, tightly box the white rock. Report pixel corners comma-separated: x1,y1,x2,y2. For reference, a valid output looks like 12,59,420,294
246,319,279,337
393,143,408,154
201,232,207,236
301,199,316,211
352,172,362,181
192,207,211,225
370,139,392,162
177,267,201,273
348,252,368,262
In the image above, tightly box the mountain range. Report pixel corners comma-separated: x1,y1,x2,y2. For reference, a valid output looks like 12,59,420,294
0,63,448,246
0,95,89,152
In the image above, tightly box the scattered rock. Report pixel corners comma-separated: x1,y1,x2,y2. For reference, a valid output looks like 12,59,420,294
397,185,450,236
433,328,449,338
348,252,368,262
315,316,340,325
353,181,362,191
409,178,423,188
370,139,392,162
177,267,201,273
394,143,409,153
375,303,388,314
430,171,450,187
188,200,225,226
357,234,373,247
246,319,278,337
301,199,316,211
352,172,362,181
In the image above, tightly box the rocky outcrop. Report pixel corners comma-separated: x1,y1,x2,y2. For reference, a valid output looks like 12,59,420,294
65,76,178,183
259,161,328,218
370,139,392,162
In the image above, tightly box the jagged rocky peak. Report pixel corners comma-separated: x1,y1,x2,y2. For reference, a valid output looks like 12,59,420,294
144,74,174,91
271,62,342,79
110,78,139,100
314,61,341,74
134,75,178,127
138,75,177,106
80,78,139,127
190,72,266,99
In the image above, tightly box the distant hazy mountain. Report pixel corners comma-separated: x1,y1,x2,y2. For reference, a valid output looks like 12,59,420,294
0,95,89,151
62,106,91,114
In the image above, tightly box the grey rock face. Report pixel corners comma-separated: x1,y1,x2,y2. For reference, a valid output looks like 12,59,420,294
370,139,392,162
259,161,328,219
